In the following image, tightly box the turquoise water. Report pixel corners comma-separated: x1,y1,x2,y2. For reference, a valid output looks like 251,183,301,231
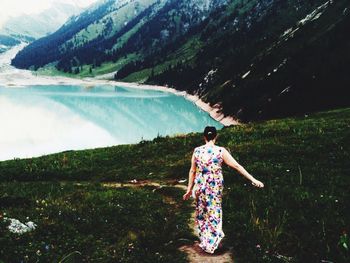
0,85,222,160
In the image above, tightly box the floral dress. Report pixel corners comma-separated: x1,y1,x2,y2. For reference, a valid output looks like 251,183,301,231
192,144,225,253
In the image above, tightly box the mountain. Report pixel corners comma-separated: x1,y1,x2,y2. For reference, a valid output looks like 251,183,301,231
0,35,21,53
0,1,83,53
0,3,82,39
12,0,350,121
11,0,229,70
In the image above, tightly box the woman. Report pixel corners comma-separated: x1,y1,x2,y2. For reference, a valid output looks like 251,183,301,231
183,126,264,254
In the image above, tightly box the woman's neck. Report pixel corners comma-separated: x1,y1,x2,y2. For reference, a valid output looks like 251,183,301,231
205,140,215,146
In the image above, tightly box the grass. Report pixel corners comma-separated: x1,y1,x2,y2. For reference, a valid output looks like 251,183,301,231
122,36,203,83
37,33,202,82
59,0,156,52
0,183,192,262
61,22,104,52
37,53,141,79
111,20,147,51
36,65,79,78
81,53,141,77
0,107,349,262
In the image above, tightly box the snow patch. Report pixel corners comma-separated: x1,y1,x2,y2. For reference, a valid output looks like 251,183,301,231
279,86,291,96
204,69,217,83
241,70,251,79
281,1,331,41
281,27,293,38
298,1,331,26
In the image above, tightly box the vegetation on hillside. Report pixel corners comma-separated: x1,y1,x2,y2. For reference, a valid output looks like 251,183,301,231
1,107,349,262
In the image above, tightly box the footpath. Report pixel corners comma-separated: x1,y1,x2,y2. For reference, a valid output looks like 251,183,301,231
103,180,234,263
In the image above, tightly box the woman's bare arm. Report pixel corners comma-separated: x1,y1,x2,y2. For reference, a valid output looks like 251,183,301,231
183,151,196,200
222,148,264,188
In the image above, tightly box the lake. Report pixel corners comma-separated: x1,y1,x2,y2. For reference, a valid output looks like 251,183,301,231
0,84,222,161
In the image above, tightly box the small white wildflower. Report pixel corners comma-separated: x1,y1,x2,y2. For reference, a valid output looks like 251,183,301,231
6,218,37,234
26,221,36,229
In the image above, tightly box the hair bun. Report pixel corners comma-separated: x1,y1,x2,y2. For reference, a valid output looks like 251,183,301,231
203,126,217,141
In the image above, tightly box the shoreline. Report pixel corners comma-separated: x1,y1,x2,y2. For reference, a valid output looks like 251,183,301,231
0,45,238,126
1,73,240,126
99,80,240,126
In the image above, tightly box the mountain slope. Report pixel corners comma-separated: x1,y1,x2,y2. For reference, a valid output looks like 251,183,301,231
11,0,159,69
0,35,20,53
12,0,227,70
0,2,82,40
0,1,84,53
11,0,350,121
148,0,350,121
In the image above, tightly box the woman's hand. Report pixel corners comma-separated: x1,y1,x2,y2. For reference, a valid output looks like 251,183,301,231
183,190,192,200
251,179,264,188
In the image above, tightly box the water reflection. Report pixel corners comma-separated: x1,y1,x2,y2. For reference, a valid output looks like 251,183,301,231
0,85,222,160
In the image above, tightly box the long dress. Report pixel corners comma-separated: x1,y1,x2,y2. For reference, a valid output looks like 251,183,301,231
192,144,225,253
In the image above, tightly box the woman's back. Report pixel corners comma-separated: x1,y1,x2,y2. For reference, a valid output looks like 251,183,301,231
193,144,224,197
194,144,224,174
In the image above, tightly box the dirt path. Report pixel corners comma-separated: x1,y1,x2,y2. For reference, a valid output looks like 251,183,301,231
102,180,234,263
179,243,234,263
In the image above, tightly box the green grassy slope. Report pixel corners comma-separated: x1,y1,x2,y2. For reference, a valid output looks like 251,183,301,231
0,107,349,262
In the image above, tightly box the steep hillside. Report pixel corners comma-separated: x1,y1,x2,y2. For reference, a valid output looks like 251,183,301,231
12,0,227,71
1,107,349,262
149,0,350,121
12,0,350,121
11,0,163,70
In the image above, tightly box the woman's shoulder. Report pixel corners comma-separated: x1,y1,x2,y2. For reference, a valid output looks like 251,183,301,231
194,145,205,152
215,146,227,157
194,145,226,153
215,145,226,151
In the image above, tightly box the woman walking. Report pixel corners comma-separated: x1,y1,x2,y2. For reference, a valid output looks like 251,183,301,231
183,126,264,254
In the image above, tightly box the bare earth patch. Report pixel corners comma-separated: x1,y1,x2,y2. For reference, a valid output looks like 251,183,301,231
179,242,234,263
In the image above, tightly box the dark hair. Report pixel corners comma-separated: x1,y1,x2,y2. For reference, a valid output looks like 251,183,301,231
204,126,217,141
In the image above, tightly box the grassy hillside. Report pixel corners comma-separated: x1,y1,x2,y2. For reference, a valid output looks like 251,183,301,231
0,107,349,262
